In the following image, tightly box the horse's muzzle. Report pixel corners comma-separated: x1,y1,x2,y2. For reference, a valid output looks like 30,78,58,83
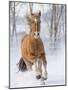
34,32,40,39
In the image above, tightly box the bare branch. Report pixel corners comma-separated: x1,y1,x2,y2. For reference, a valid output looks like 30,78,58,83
29,3,33,15
57,6,64,26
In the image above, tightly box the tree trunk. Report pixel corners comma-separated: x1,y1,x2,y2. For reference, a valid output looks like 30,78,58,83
29,3,33,15
50,9,53,40
50,5,64,42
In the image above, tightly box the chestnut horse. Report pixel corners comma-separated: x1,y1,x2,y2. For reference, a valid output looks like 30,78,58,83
18,11,48,80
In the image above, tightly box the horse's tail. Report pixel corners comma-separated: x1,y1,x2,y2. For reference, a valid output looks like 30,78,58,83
17,57,27,72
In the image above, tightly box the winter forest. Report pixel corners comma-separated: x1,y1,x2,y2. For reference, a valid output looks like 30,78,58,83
9,1,66,88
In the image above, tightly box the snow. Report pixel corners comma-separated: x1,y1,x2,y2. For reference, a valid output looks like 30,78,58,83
10,31,65,88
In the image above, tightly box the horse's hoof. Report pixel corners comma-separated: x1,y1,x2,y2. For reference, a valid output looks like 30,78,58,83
44,78,47,80
36,75,41,79
41,77,47,80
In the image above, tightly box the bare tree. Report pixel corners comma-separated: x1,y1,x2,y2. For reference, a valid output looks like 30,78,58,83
50,5,53,40
12,2,16,37
10,1,19,45
29,3,33,15
50,4,64,41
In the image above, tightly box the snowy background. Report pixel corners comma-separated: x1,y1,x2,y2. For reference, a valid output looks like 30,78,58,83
9,2,66,88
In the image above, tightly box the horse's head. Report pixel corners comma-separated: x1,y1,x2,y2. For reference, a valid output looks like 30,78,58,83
27,11,41,39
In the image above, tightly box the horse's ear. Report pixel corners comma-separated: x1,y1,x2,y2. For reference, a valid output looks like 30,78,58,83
39,11,41,16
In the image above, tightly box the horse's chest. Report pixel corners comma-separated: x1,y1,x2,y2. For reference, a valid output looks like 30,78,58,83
29,39,44,57
31,41,40,52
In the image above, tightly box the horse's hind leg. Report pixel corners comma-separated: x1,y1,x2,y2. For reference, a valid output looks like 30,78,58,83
23,59,32,70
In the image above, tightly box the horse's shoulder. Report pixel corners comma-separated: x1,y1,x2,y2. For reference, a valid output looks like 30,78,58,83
37,38,44,46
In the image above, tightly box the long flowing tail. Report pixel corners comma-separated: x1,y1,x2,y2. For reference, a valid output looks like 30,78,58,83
17,57,27,72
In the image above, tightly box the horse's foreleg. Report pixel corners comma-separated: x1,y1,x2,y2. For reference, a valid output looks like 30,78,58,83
41,59,48,80
32,59,42,79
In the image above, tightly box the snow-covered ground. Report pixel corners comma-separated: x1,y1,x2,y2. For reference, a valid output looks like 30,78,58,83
10,31,65,88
